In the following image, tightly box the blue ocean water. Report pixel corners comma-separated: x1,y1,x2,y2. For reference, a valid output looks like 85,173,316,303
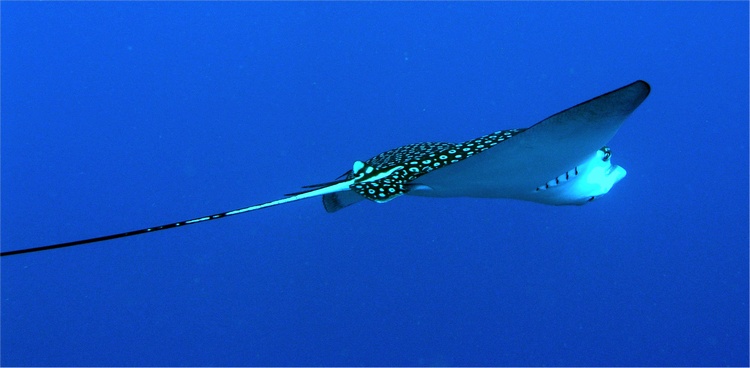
2,2,747,366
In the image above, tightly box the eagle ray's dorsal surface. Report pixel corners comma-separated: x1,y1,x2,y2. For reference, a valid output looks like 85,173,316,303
1,81,650,256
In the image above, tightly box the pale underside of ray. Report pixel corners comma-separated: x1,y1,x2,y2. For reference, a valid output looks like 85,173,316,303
406,80,651,202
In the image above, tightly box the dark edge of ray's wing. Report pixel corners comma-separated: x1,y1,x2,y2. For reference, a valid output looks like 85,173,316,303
526,80,650,133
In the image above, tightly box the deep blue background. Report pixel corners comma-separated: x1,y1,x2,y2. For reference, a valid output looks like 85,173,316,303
2,2,747,366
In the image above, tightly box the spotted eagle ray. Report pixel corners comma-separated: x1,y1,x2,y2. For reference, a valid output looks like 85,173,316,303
1,80,650,257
